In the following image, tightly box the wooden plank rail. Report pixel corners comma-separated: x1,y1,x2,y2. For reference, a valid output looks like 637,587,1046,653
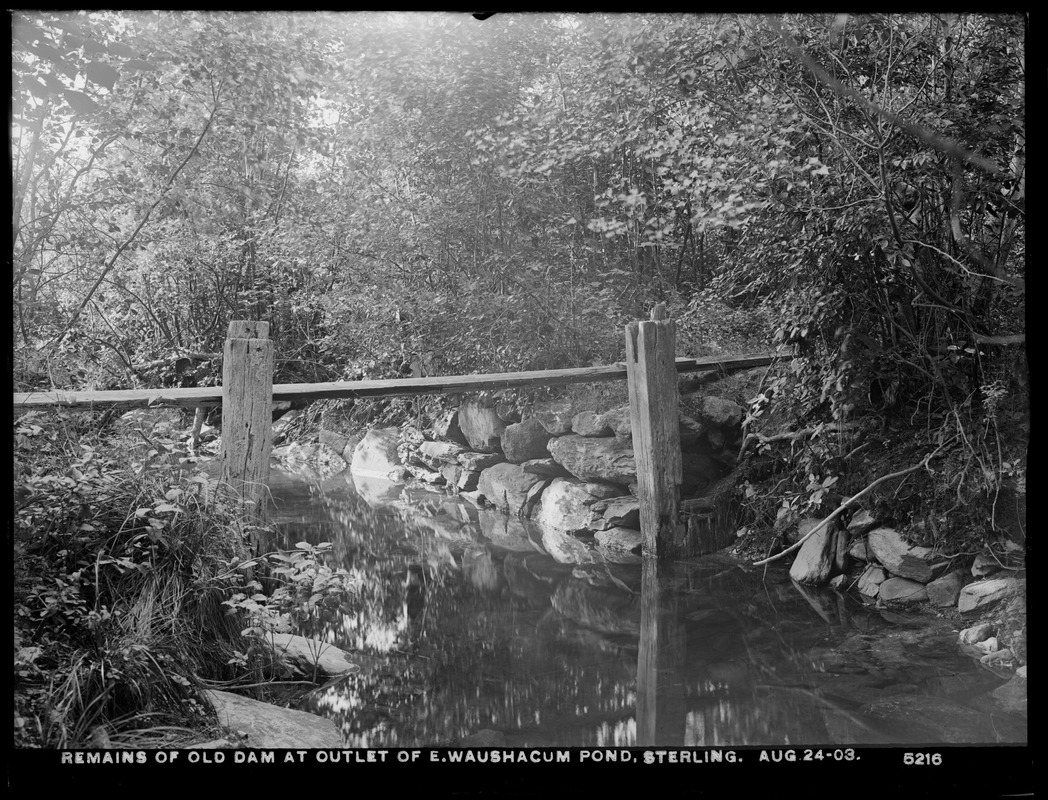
12,353,778,411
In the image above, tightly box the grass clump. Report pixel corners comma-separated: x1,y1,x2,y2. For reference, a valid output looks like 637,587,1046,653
13,409,265,748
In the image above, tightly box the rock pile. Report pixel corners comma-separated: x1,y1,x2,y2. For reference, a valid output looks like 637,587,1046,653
783,510,1026,673
321,392,747,559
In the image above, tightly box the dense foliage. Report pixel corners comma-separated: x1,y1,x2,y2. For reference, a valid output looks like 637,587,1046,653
12,11,1026,744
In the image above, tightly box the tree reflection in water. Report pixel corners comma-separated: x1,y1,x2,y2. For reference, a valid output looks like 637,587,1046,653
263,467,1026,747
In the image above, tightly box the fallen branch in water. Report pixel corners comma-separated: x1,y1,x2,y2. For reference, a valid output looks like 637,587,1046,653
752,436,956,567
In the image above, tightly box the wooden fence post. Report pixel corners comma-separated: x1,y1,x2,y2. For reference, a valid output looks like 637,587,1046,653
220,321,273,529
626,303,683,557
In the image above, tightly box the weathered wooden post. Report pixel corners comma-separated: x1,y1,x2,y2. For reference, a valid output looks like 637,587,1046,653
626,303,683,557
220,321,273,530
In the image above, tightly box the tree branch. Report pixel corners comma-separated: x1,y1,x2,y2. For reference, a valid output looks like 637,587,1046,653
752,436,956,567
49,99,220,351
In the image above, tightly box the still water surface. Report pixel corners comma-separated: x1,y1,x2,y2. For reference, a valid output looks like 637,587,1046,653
265,465,1026,748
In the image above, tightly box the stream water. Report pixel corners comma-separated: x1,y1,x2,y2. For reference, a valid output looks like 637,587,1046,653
263,464,1026,749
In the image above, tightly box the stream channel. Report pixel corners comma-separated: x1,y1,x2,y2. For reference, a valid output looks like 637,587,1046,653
263,464,1027,749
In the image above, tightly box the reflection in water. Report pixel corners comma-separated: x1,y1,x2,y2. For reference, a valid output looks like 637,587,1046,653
636,558,685,745
264,466,1026,748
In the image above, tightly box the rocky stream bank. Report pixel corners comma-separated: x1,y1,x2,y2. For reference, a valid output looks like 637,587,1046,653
123,383,1026,747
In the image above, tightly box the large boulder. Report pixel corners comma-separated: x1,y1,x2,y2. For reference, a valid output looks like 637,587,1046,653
547,434,636,485
695,396,744,429
350,428,403,478
477,462,545,517
500,417,554,463
458,399,506,453
867,527,943,583
789,525,837,585
535,478,619,534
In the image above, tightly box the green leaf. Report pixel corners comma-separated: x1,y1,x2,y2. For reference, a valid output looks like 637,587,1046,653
85,61,120,91
62,90,98,114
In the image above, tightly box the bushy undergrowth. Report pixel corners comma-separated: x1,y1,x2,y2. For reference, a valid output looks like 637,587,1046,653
733,341,1028,558
13,409,358,748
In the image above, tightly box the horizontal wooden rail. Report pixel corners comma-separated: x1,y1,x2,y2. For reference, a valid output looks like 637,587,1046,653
13,353,779,411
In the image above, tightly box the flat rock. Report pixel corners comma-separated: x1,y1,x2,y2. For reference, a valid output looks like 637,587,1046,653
958,578,1025,614
867,527,939,583
520,457,572,479
206,690,343,749
267,633,358,677
458,451,503,471
927,569,967,607
877,577,928,605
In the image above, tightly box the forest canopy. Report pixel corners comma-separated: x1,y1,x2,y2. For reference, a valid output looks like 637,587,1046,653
12,11,1025,419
